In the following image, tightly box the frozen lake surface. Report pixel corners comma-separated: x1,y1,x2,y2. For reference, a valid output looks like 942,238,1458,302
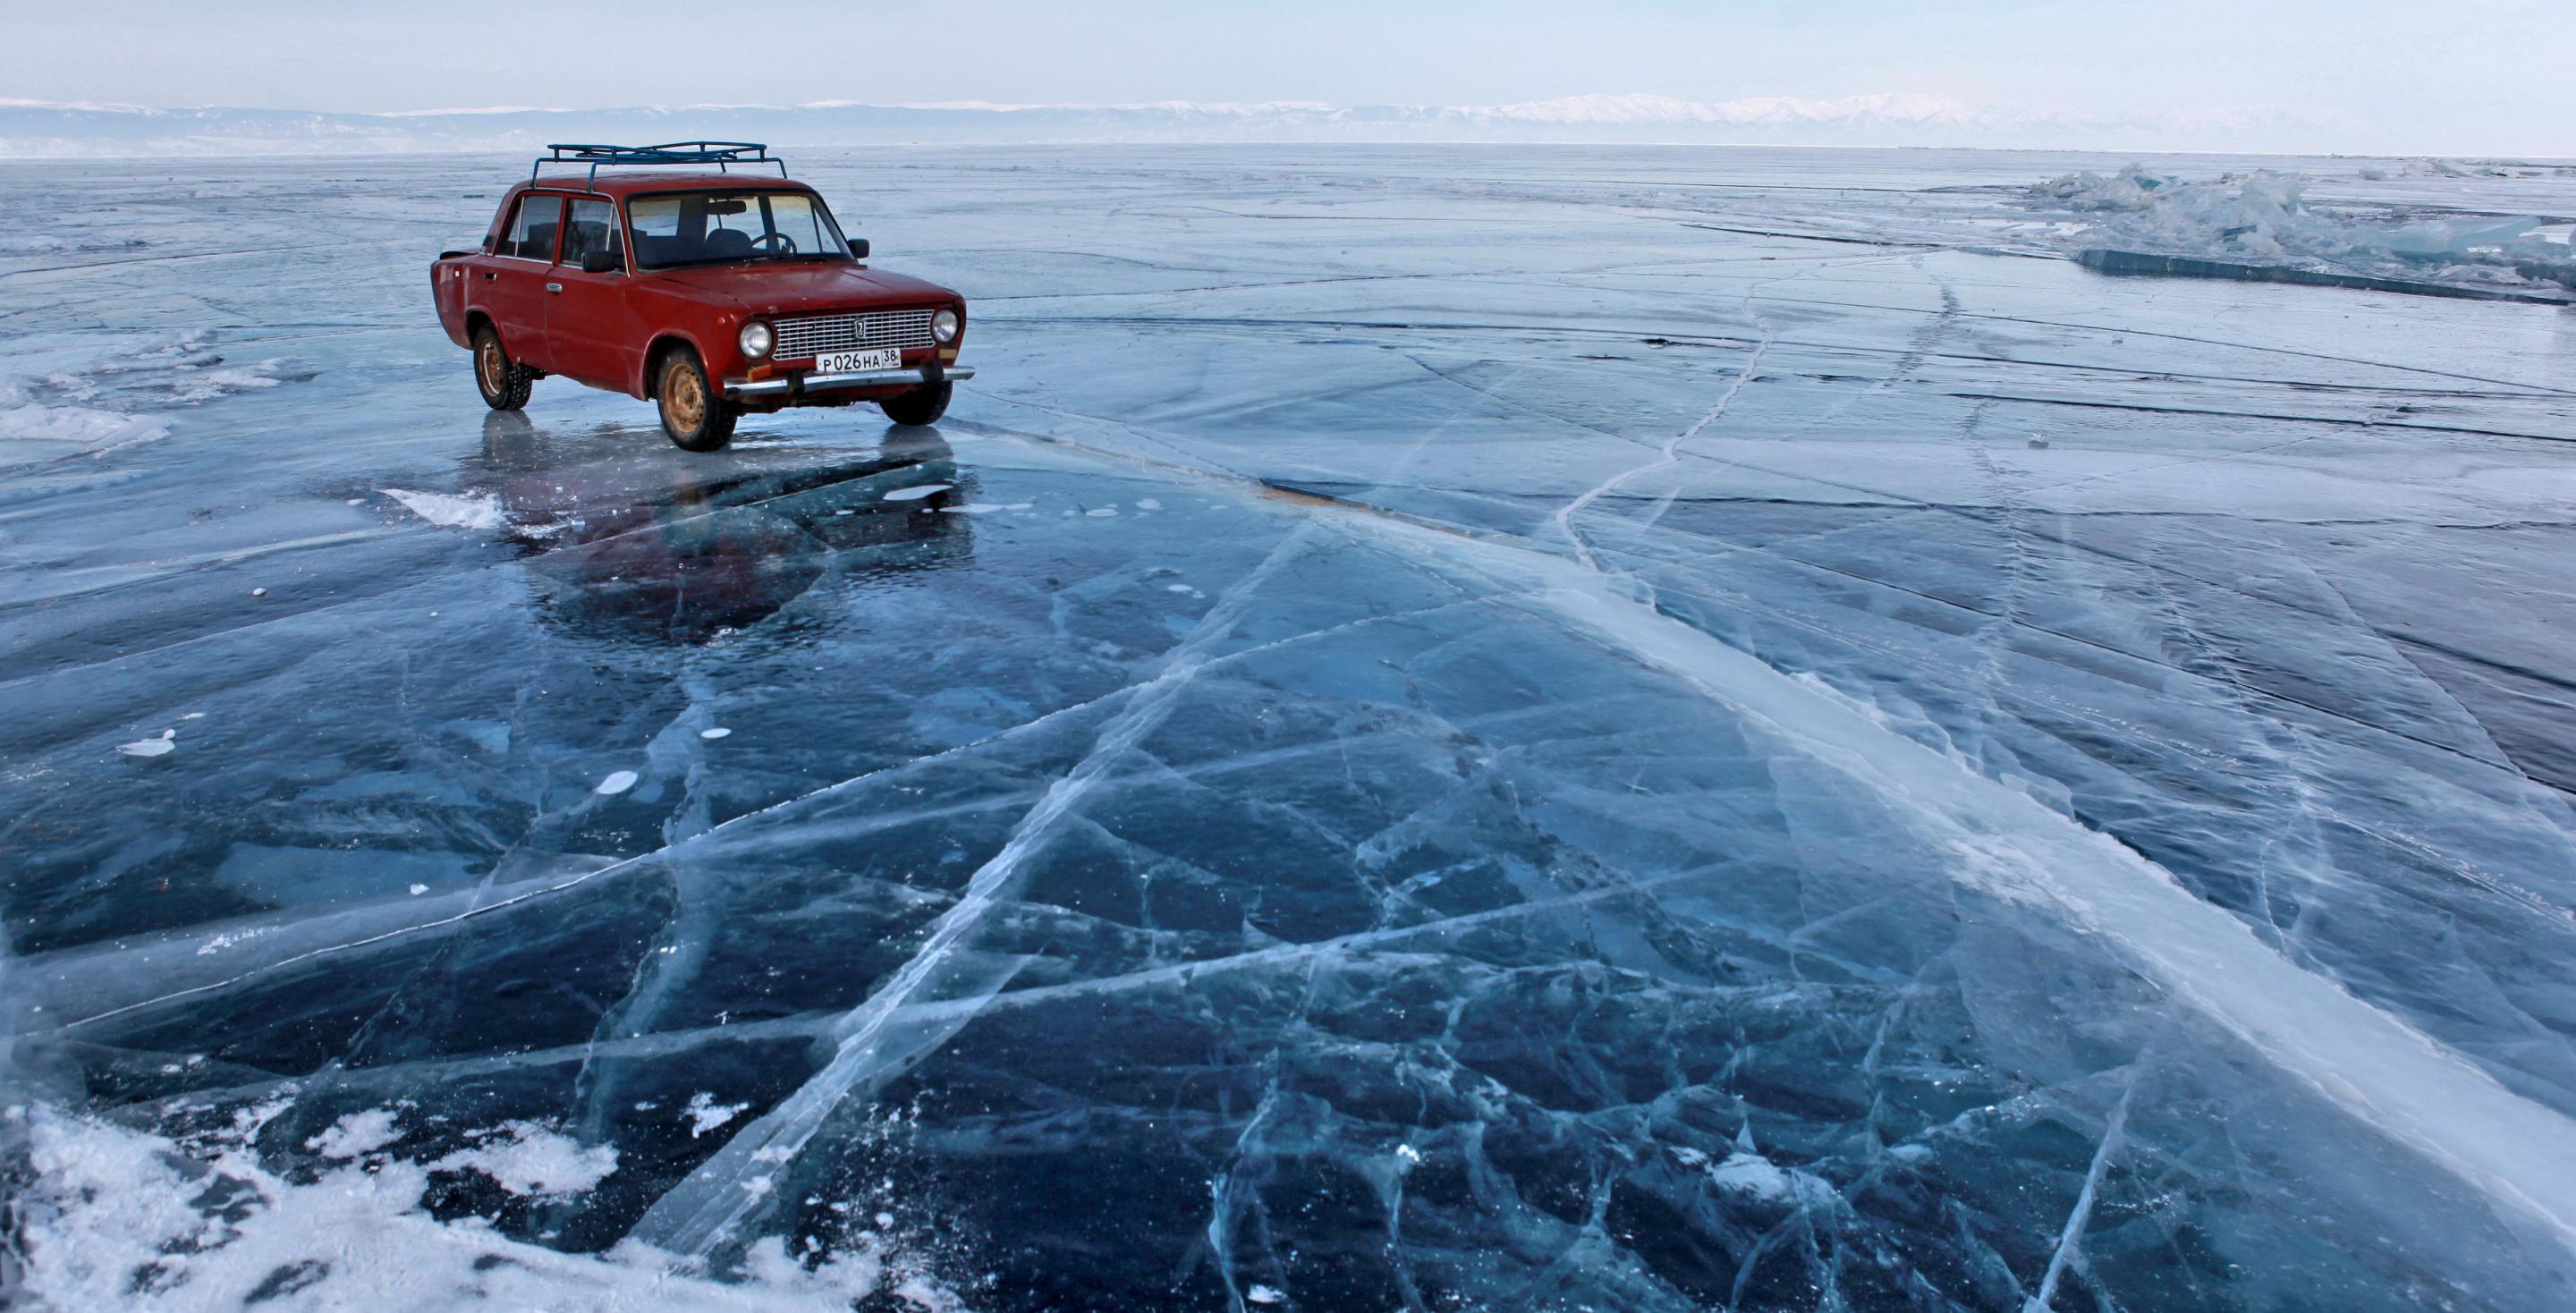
4,145,2576,1310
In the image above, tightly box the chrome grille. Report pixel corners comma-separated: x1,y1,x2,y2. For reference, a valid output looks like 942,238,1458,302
770,308,936,361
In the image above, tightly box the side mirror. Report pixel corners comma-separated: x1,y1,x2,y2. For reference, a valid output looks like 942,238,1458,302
848,237,870,259
580,249,622,275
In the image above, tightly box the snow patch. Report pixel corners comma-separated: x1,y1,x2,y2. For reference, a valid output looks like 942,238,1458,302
685,1090,752,1139
1707,1153,1795,1201
881,482,953,502
595,769,640,795
13,1105,885,1310
306,1107,402,1159
169,358,292,403
428,1120,618,1199
195,927,268,956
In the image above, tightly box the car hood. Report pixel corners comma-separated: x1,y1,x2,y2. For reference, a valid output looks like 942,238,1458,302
650,263,959,316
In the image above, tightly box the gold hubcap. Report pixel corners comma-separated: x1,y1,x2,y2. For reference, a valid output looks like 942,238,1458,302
478,339,504,392
663,363,706,432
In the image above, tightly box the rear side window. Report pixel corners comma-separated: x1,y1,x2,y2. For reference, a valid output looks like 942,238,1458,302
496,194,562,260
561,198,623,268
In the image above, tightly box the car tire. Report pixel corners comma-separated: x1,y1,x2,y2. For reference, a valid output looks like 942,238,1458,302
879,380,953,428
473,325,532,411
657,348,737,453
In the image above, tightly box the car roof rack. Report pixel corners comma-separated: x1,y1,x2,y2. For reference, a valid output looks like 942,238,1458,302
531,141,790,189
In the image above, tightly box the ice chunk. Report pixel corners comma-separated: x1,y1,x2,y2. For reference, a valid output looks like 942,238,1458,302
2034,165,2573,301
0,390,169,456
380,487,505,530
2384,215,2542,259
116,738,174,758
880,483,953,502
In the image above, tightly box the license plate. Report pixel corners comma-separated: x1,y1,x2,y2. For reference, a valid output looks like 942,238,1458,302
814,348,901,373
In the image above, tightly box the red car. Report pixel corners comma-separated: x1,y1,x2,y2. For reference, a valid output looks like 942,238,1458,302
431,142,972,452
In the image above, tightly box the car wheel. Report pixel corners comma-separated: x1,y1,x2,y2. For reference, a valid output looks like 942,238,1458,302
473,326,532,411
657,348,737,453
878,380,953,428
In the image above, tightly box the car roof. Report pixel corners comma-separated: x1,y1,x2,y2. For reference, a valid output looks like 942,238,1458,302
516,172,818,200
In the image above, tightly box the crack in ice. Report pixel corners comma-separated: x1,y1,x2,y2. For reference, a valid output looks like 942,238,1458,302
625,524,1323,1258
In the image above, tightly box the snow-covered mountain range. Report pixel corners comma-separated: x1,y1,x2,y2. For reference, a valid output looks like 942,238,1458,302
0,93,2333,157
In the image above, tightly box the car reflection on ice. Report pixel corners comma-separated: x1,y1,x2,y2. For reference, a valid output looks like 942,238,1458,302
469,411,974,646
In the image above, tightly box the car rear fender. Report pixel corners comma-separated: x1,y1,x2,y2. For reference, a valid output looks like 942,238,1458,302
432,259,474,348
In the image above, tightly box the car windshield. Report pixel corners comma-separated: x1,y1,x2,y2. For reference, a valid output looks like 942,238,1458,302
626,191,851,269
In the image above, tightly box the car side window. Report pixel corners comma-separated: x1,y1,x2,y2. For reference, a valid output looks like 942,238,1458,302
496,194,562,261
561,198,623,268
627,196,680,266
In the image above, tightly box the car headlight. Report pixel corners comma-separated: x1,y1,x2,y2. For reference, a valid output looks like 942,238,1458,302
932,308,961,343
739,320,774,360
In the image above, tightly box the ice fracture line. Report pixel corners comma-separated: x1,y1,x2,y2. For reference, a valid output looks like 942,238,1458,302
626,524,1322,1258
1552,285,1780,570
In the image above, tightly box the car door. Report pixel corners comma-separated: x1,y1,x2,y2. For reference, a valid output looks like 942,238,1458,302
479,191,564,371
544,196,642,391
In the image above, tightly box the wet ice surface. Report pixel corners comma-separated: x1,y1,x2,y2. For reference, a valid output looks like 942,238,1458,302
4,146,2576,1310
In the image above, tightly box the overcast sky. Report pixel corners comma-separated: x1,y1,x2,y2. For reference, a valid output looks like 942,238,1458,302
9,0,2572,152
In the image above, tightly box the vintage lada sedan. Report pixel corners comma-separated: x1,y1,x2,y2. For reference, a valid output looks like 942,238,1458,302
431,143,971,451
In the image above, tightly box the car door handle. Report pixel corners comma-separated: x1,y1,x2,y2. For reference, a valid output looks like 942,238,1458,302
546,282,563,293
482,272,495,282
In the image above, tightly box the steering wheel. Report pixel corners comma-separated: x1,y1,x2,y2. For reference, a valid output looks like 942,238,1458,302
749,232,798,255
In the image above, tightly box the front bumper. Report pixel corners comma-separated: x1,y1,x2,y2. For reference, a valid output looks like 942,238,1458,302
723,362,974,402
